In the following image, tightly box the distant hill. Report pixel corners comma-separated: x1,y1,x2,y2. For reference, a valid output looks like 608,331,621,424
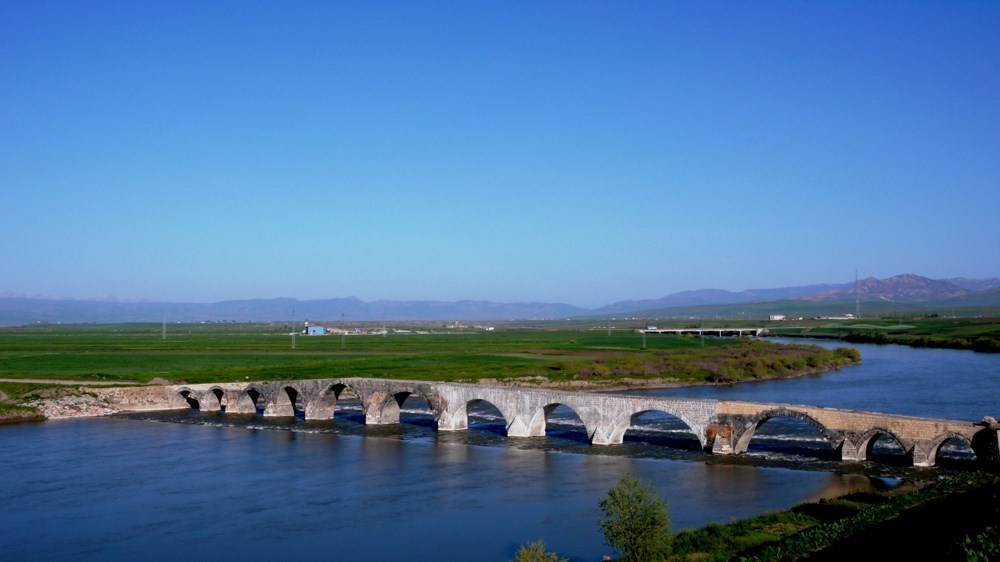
803,274,969,302
595,283,849,314
2,274,998,325
944,277,1000,292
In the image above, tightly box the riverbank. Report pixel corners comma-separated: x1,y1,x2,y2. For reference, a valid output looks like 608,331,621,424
665,471,1000,561
0,403,44,424
0,344,861,424
768,317,1000,353
490,360,860,393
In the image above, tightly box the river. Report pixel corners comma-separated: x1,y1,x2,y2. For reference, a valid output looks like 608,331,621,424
0,339,997,561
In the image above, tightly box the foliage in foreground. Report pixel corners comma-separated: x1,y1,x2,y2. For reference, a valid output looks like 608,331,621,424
599,475,672,561
665,472,1000,562
511,540,567,562
962,525,1000,562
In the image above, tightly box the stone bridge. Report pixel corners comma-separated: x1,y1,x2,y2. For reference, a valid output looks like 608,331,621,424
106,377,1000,468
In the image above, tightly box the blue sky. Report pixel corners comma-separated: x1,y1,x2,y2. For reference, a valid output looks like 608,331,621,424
2,2,998,307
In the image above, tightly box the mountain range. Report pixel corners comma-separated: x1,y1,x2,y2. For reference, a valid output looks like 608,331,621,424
2,274,999,325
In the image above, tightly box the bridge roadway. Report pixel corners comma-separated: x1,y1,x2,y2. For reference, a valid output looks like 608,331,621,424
101,378,1000,468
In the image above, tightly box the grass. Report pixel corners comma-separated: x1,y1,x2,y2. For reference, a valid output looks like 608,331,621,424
767,317,1000,352
0,324,858,386
667,472,1000,561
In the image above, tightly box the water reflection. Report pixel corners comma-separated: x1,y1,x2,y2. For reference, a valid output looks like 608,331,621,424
0,417,891,562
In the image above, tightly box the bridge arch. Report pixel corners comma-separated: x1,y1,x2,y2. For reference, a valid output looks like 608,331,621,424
304,381,355,420
620,409,703,450
177,388,200,410
527,402,594,442
234,385,268,415
365,389,440,425
924,432,976,466
265,384,306,418
464,398,509,432
854,427,909,461
734,408,840,455
199,387,225,412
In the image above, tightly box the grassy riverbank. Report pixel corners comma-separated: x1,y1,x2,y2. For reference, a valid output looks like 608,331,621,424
0,381,50,423
667,471,1000,561
0,324,859,388
767,317,1000,353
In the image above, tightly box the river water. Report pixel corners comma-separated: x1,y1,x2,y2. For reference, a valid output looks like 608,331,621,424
1,339,997,561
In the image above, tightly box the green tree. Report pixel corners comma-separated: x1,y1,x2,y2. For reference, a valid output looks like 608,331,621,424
511,540,567,562
599,475,672,561
962,526,1000,562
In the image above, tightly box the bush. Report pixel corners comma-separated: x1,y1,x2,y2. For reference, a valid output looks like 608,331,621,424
962,526,1000,562
511,540,566,562
599,475,672,561
834,347,861,362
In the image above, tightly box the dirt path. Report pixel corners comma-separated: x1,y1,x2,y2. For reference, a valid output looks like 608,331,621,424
0,378,140,386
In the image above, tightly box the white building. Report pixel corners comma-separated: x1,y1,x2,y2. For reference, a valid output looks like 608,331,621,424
768,314,786,321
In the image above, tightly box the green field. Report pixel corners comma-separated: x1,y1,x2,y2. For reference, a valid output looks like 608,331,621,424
0,323,859,387
765,317,1000,352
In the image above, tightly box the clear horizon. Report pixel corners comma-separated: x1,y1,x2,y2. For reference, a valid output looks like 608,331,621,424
2,271,996,308
3,2,999,308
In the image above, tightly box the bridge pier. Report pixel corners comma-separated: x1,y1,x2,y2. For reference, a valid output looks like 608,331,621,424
912,440,937,467
838,437,866,462
362,391,400,425
304,399,336,421
506,414,545,438
263,401,295,417
226,390,258,414
972,424,1000,467
437,407,468,431
706,422,735,454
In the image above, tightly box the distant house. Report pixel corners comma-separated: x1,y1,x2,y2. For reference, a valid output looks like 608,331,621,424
306,325,326,336
768,314,786,321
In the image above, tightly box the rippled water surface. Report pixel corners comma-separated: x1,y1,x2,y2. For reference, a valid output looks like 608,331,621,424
0,339,996,561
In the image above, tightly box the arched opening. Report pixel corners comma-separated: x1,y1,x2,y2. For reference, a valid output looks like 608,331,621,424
211,388,226,412
193,388,223,413
392,392,437,429
623,410,701,451
328,383,364,423
281,386,305,419
744,413,836,460
466,399,507,435
179,390,199,410
539,403,589,443
864,431,910,465
934,436,977,467
246,387,266,416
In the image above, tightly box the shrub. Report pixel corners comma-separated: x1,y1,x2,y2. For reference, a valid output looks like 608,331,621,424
834,347,861,362
511,540,567,562
598,475,672,561
962,526,1000,562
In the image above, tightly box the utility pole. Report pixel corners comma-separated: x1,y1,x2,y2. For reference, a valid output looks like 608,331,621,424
341,312,346,349
291,332,296,350
161,315,166,341
607,318,611,337
641,330,647,350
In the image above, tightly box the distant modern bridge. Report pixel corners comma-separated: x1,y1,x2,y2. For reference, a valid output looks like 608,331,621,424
99,378,1000,468
639,327,767,337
